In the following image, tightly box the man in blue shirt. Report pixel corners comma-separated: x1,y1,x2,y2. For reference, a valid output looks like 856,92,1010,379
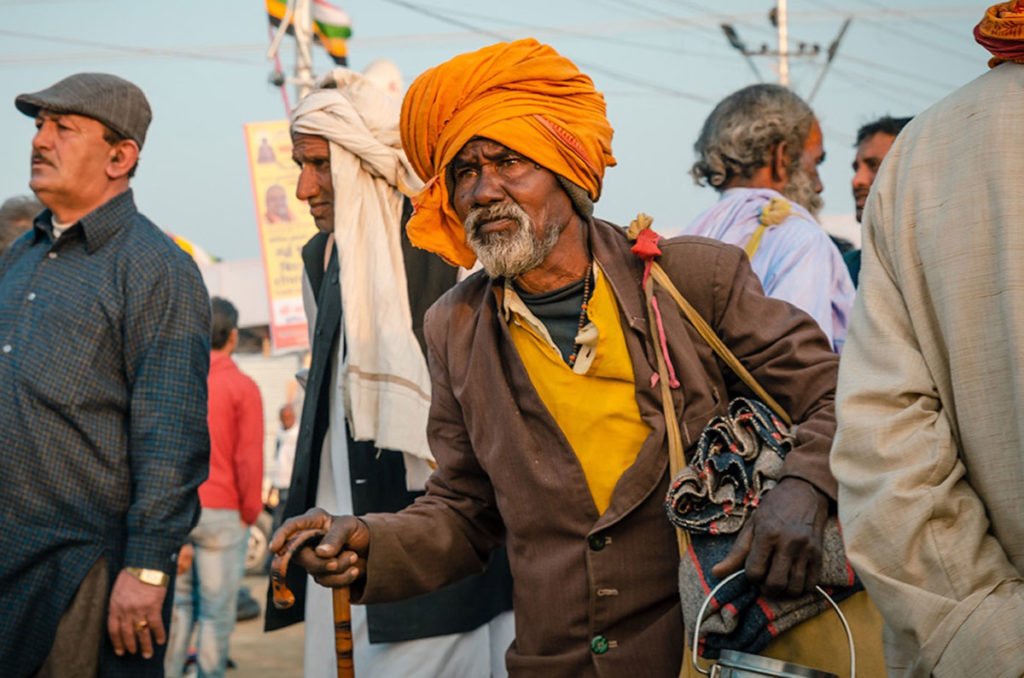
0,73,211,678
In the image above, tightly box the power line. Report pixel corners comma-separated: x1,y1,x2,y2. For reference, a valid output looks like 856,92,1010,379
853,0,969,41
377,0,717,104
837,52,956,92
374,0,506,40
417,1,729,62
0,29,262,65
829,64,937,109
775,25,959,94
804,0,980,63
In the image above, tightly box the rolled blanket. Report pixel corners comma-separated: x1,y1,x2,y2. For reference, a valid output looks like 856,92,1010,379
680,519,859,658
665,397,862,658
666,398,791,535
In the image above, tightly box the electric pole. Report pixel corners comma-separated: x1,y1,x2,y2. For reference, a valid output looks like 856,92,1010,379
292,0,315,101
721,2,848,97
267,0,317,107
778,0,789,87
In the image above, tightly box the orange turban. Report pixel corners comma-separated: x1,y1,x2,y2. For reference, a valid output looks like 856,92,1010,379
400,38,616,268
975,1,1024,67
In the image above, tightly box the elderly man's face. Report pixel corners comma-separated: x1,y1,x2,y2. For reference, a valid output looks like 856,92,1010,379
292,133,334,233
30,111,114,211
450,138,575,278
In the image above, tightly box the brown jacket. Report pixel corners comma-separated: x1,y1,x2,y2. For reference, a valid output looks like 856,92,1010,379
357,218,839,677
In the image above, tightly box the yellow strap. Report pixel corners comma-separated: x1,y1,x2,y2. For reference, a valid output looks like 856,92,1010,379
744,223,767,259
649,262,792,427
745,197,791,260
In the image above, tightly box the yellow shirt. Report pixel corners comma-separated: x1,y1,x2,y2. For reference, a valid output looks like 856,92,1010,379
506,266,651,514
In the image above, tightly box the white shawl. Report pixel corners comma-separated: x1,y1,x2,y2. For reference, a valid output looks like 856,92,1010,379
291,68,432,462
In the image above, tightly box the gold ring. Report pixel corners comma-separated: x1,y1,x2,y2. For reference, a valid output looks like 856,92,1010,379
134,619,149,632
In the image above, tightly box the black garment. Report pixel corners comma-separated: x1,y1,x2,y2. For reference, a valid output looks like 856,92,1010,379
0,189,210,677
265,201,513,641
844,249,862,288
513,276,587,363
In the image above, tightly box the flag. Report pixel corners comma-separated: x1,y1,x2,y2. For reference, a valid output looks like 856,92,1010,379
267,0,352,66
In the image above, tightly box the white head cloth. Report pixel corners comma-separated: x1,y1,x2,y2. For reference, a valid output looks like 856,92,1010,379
291,68,433,462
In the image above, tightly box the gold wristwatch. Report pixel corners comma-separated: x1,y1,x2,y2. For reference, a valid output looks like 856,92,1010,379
124,567,170,587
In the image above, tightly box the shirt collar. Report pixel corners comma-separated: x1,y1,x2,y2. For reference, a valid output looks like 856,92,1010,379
30,189,136,253
493,217,647,335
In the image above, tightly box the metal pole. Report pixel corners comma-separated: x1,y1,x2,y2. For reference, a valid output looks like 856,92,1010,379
778,0,789,87
293,0,315,102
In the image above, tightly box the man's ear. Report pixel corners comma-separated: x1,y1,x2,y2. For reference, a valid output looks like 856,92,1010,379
106,139,140,180
769,141,789,185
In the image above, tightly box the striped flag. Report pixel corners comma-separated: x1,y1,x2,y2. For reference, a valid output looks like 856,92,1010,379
267,0,352,65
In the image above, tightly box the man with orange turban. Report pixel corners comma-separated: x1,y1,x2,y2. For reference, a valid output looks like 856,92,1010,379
273,39,859,676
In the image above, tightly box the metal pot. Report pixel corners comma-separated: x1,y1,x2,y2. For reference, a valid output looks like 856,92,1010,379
691,570,855,678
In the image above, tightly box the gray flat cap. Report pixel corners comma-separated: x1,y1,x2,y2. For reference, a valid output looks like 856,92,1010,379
15,73,152,148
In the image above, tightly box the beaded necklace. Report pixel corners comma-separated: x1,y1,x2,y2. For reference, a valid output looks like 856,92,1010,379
567,261,594,367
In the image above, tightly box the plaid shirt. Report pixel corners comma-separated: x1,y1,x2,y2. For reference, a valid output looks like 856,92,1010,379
0,190,211,677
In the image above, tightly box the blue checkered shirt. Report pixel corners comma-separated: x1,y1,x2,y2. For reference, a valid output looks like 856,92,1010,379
0,190,211,677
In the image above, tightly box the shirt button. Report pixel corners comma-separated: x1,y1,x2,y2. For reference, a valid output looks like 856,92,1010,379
27,292,36,301
48,252,58,259
590,635,609,655
2,345,11,353
588,534,606,551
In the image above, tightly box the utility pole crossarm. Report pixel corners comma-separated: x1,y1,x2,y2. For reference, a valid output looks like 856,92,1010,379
807,17,852,103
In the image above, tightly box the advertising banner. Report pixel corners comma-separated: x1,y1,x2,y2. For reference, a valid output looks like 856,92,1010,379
244,120,312,353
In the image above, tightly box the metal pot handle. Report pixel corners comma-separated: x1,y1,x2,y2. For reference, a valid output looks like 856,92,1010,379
690,569,856,677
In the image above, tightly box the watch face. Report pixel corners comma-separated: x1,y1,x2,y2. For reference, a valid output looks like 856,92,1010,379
129,567,169,587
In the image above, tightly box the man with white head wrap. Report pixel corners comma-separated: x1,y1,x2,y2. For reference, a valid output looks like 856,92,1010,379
263,67,514,678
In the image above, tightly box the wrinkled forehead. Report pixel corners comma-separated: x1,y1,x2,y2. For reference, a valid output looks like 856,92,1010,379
452,136,516,165
454,135,548,167
291,132,330,160
36,109,101,129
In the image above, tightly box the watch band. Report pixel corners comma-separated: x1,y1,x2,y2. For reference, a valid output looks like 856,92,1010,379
124,566,170,587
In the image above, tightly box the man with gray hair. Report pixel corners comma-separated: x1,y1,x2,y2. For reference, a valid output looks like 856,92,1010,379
0,73,210,677
0,195,43,256
683,84,854,353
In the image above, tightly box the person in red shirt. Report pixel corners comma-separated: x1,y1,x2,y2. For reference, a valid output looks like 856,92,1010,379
165,297,264,678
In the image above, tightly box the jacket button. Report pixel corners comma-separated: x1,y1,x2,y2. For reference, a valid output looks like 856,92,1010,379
588,534,606,551
590,635,609,654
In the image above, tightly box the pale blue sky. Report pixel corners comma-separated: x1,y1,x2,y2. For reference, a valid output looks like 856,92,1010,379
0,0,988,260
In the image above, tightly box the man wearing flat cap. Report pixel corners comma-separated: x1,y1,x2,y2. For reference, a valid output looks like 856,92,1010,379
0,73,211,677
274,40,876,676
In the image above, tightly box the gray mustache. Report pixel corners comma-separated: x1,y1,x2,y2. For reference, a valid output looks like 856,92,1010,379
465,202,527,237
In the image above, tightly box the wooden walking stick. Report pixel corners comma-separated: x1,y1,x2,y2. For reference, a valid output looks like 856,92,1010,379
271,528,355,678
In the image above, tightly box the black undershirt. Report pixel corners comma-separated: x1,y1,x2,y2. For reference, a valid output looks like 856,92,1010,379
513,273,591,364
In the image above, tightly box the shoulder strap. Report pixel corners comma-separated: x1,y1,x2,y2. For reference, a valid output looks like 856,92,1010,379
648,261,792,427
744,223,767,259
